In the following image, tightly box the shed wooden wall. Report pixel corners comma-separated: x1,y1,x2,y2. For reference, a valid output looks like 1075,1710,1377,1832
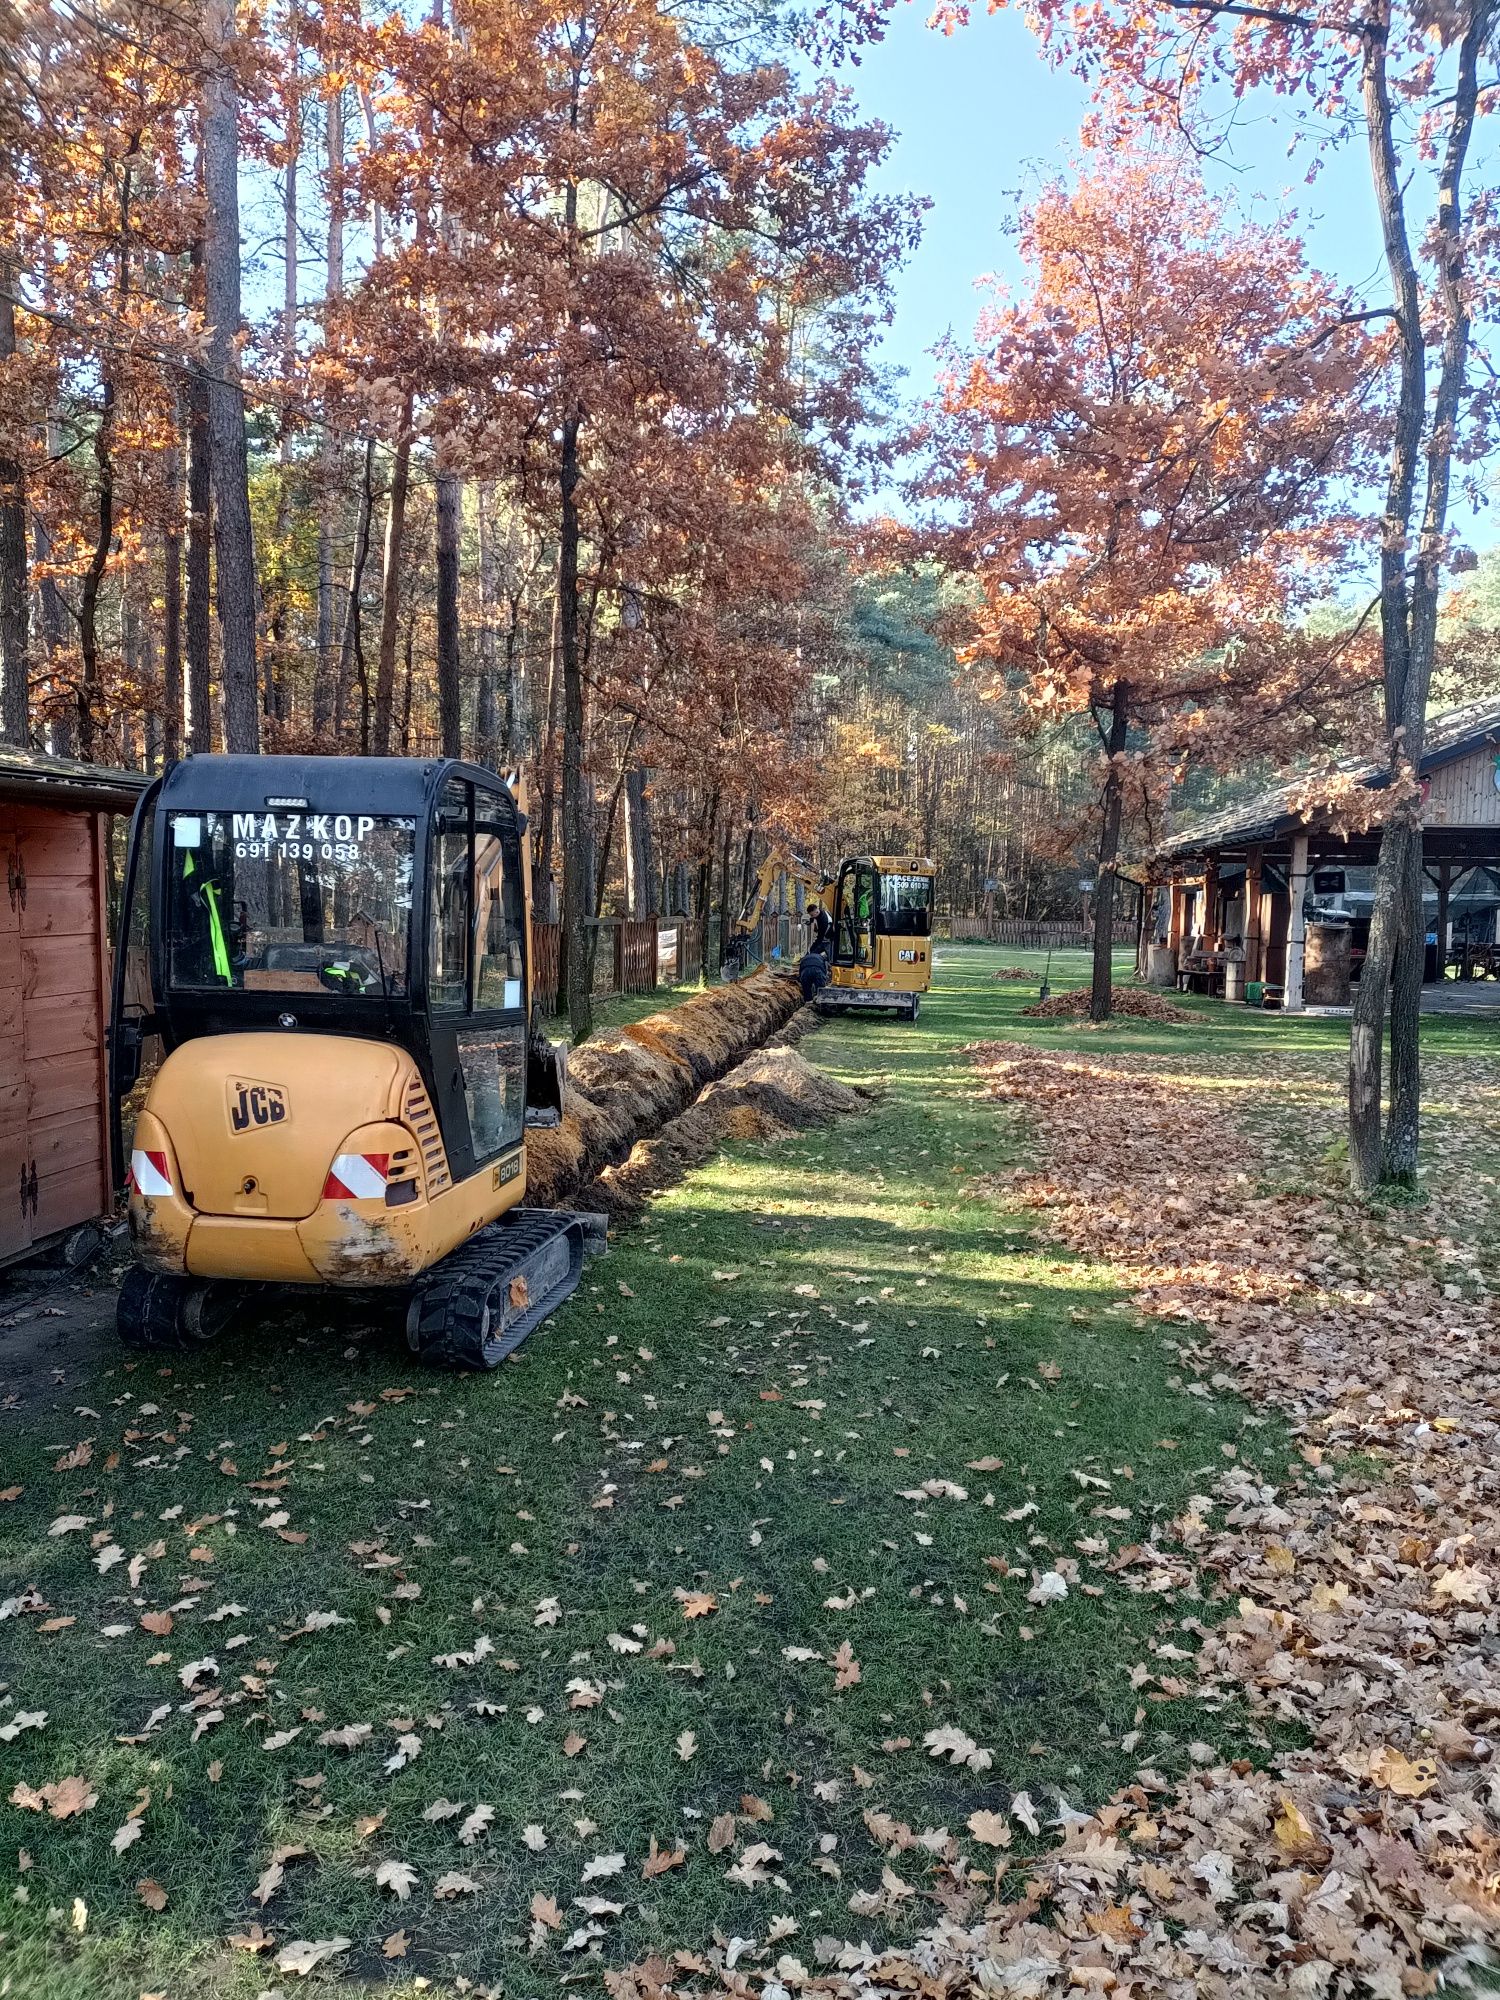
1425,745,1500,826
0,804,110,1263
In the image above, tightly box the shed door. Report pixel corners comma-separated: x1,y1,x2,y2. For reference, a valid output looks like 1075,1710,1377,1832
9,807,107,1254
0,816,26,1259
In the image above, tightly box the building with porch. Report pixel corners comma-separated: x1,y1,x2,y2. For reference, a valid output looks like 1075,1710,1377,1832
1156,695,1500,1011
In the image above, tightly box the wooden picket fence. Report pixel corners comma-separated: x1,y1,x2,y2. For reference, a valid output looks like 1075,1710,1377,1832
531,915,691,1015
943,916,1136,948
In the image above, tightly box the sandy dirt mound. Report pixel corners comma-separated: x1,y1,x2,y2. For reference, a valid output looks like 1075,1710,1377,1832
1021,984,1191,1023
525,970,803,1207
587,1044,872,1216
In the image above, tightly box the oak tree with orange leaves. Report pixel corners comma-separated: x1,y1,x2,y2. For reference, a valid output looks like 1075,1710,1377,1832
922,154,1380,1021
333,0,911,1032
933,0,1499,1182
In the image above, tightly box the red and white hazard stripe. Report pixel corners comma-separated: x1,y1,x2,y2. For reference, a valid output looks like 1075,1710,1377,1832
322,1152,390,1201
130,1149,173,1198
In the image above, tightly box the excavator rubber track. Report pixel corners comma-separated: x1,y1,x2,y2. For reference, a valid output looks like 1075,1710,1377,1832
405,1208,598,1371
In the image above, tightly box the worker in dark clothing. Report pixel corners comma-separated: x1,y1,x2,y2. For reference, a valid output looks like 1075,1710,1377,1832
797,945,831,1003
810,905,832,954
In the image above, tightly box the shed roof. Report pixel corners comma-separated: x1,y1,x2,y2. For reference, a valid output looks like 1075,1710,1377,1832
0,744,150,813
1160,695,1500,860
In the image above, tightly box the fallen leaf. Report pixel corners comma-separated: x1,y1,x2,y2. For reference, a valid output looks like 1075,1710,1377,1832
375,1859,418,1901
831,1639,861,1689
1368,1745,1439,1798
382,1929,410,1959
1272,1796,1322,1858
137,1879,168,1913
582,1851,626,1882
642,1836,686,1878
228,1922,274,1953
275,1937,350,1977
923,1725,992,1773
966,1809,1012,1848
1086,1903,1143,1944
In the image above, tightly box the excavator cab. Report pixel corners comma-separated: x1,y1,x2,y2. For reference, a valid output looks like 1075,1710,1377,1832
819,855,936,1021
108,756,594,1370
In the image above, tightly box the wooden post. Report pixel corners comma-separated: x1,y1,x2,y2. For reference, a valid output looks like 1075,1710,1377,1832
1435,860,1451,980
1285,831,1310,1012
1244,848,1264,984
1202,860,1220,946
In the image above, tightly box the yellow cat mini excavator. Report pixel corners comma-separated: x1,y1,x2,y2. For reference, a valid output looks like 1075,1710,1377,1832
108,756,601,1370
818,855,936,1022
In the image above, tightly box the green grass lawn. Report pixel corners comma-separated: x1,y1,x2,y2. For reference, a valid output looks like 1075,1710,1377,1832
10,944,1481,1997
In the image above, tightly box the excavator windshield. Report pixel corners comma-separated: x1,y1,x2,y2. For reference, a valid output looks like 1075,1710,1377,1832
878,871,932,937
164,809,415,997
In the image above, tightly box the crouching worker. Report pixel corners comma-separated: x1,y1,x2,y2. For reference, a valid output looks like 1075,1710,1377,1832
798,945,831,1004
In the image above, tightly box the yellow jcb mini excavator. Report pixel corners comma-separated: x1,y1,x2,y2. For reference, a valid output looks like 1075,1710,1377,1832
108,755,601,1370
817,855,937,1022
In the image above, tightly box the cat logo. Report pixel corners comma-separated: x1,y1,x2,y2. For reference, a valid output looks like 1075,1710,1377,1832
228,1079,289,1133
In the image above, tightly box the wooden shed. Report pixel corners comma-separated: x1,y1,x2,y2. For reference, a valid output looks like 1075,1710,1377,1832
1157,695,1500,1009
0,747,148,1267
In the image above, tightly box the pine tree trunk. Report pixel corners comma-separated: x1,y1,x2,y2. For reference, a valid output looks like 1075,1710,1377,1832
336,437,376,751
270,13,299,731
435,469,462,757
0,275,28,748
78,371,113,761
372,410,412,754
202,0,260,754
697,790,718,977
535,590,561,923
1088,678,1129,1024
717,817,733,972
162,421,183,765
312,86,344,737
475,481,499,763
33,505,70,754
624,766,656,915
559,411,592,1040
185,347,214,754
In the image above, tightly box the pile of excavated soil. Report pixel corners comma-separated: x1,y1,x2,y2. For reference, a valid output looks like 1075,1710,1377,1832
526,970,803,1207
1021,984,1192,1023
587,1045,872,1216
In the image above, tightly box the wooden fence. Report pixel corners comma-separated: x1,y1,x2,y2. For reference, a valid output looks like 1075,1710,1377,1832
531,915,694,1015
943,916,1136,948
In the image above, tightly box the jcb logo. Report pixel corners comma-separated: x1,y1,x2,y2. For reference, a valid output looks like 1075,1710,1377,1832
229,1080,289,1133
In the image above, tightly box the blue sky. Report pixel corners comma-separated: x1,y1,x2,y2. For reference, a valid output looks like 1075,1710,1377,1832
842,8,1500,549
845,3,1386,411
